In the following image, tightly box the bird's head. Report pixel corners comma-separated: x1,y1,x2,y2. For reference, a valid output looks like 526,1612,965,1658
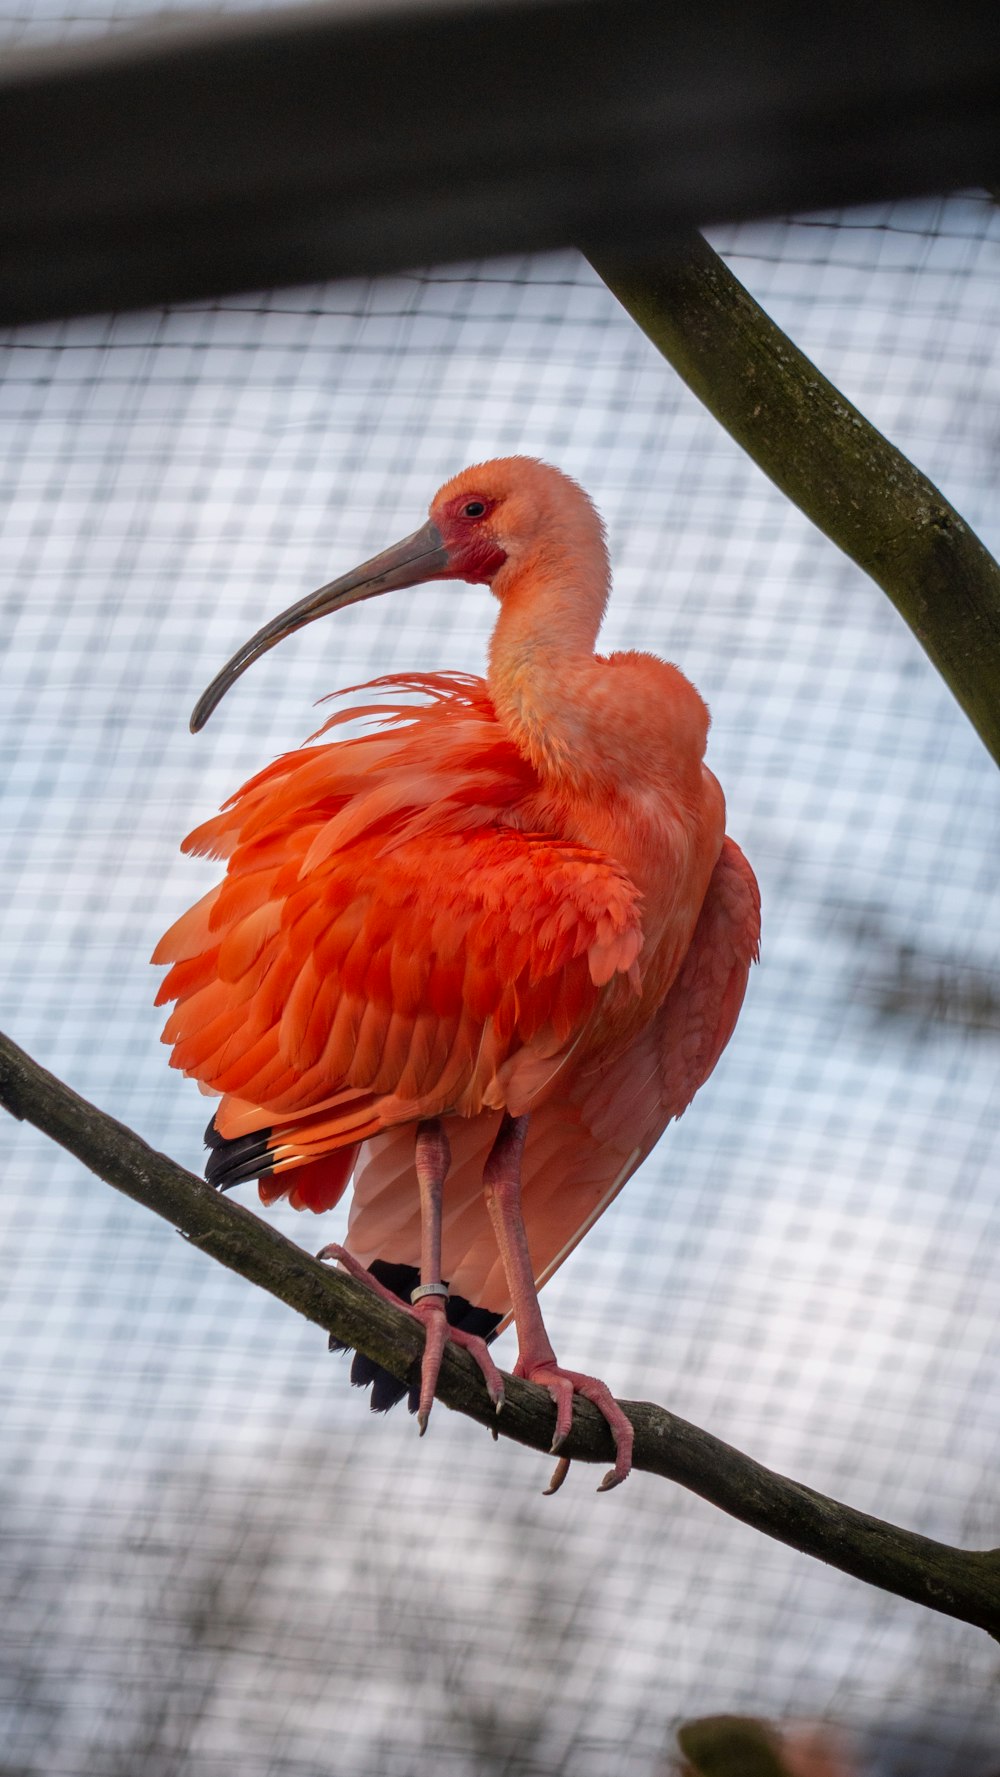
190,456,604,731
426,457,606,596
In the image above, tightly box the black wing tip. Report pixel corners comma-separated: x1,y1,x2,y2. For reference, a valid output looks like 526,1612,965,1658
203,1112,275,1191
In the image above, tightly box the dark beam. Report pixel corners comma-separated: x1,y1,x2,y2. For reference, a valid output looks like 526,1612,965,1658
2,0,1000,324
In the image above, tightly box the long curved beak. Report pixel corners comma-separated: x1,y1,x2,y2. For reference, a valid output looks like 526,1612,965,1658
190,519,449,732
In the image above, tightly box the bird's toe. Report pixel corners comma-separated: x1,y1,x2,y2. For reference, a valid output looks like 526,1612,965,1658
517,1358,634,1493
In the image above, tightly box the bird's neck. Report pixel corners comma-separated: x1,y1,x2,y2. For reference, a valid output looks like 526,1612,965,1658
486,547,611,789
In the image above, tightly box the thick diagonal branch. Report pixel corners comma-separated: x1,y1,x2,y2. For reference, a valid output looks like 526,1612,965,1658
589,232,1000,769
2,1027,998,1637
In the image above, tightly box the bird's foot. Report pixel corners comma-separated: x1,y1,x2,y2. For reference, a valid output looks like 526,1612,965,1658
317,1243,505,1432
407,1293,506,1434
514,1356,634,1494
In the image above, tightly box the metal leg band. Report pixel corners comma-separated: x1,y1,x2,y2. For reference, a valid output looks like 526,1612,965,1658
410,1281,449,1305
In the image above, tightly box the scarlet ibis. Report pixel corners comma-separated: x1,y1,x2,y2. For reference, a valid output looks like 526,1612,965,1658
153,458,759,1490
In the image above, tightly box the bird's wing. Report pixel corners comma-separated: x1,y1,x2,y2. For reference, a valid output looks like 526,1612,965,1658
347,836,760,1322
152,675,644,1203
649,832,761,1122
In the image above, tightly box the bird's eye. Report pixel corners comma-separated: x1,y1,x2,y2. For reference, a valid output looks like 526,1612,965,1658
463,500,486,518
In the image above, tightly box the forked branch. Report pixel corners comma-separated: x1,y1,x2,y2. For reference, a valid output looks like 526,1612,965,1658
2,1027,999,1638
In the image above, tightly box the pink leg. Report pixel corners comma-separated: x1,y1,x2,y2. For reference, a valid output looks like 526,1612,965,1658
482,1113,633,1493
410,1118,453,1434
318,1119,505,1433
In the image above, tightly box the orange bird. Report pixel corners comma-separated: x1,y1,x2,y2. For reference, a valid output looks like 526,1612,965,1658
153,458,759,1490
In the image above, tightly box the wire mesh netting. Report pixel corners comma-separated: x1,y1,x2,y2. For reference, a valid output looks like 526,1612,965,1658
1,39,999,1765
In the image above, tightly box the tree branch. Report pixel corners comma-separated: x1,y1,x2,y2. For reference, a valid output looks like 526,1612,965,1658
587,233,1000,770
2,1027,998,1637
677,1716,802,1777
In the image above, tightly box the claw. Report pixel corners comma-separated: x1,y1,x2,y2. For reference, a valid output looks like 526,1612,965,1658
320,1248,506,1435
449,1321,506,1418
531,1370,574,1456
597,1466,626,1494
410,1294,449,1434
543,1456,571,1496
518,1358,634,1492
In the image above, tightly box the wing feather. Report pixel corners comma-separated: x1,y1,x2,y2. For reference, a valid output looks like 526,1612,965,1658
157,677,757,1342
344,835,759,1323
154,674,645,1197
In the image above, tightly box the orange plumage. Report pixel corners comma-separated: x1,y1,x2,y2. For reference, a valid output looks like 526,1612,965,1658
154,458,759,1487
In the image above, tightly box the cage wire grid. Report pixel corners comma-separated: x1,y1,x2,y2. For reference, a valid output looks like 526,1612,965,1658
1,147,1000,1777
